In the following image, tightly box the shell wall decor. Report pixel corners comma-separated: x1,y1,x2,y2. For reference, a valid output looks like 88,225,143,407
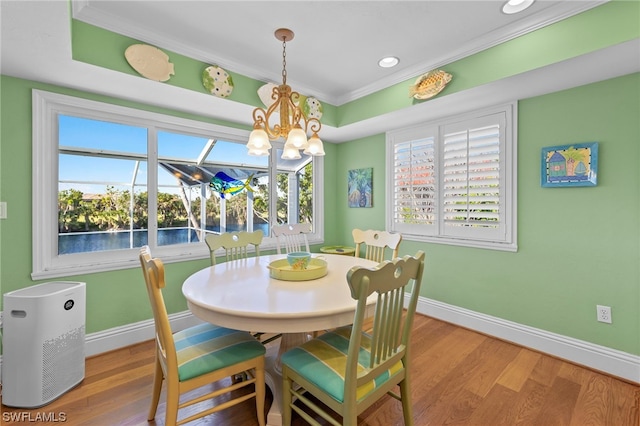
409,69,452,100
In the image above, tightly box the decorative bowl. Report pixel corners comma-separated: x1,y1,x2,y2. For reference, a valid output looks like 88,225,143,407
286,251,311,270
268,257,328,281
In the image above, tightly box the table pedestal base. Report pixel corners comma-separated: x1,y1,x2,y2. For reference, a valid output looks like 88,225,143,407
264,333,311,426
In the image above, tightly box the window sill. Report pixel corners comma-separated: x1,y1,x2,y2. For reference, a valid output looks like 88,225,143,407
402,234,518,252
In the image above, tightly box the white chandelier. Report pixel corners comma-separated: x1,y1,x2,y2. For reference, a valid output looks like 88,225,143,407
246,28,324,159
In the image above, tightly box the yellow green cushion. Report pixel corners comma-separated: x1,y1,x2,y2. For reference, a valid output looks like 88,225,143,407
281,326,403,403
174,322,265,381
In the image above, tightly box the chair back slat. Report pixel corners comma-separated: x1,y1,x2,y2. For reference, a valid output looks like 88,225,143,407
205,230,263,265
139,246,176,373
346,251,425,386
352,229,402,262
272,223,312,254
370,287,404,365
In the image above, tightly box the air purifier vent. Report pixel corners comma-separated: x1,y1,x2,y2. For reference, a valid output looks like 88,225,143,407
42,325,86,402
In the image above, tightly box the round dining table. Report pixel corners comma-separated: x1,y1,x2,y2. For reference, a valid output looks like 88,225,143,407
182,253,378,426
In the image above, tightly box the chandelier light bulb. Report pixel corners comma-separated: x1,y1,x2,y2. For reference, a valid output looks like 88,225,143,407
247,128,271,150
303,133,325,156
248,147,270,156
281,144,302,160
286,124,308,149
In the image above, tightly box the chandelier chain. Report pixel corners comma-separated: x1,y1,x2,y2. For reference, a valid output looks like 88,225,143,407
281,38,287,85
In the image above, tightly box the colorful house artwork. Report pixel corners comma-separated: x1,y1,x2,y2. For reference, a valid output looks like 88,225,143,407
541,142,598,187
548,151,567,177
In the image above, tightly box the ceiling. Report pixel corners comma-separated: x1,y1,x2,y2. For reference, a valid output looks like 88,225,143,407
69,0,605,105
2,1,638,143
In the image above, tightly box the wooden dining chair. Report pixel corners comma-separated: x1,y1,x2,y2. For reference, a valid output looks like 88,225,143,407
272,222,312,254
352,228,402,262
281,250,425,426
205,230,280,344
139,246,266,426
205,230,264,265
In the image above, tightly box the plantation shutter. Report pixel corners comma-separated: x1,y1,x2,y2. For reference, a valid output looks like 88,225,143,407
441,112,506,240
386,103,515,250
390,127,437,236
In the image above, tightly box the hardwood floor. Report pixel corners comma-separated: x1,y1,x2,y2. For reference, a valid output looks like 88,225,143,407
1,315,638,425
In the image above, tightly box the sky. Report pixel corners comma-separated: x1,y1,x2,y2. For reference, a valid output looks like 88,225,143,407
58,115,268,195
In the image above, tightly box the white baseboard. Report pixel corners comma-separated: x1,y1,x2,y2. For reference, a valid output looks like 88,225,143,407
414,296,640,384
0,312,201,385
85,311,203,357
3,301,637,386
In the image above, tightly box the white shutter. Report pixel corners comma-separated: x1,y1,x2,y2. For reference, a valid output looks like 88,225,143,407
390,129,437,235
386,103,516,251
442,113,505,240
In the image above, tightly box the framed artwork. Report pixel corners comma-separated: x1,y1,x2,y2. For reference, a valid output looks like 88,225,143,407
348,168,373,208
541,142,598,187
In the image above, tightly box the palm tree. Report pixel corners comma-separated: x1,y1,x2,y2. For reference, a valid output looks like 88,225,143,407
348,168,372,207
562,146,587,176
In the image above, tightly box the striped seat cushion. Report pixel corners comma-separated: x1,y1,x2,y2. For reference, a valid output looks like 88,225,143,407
281,326,403,403
174,323,265,381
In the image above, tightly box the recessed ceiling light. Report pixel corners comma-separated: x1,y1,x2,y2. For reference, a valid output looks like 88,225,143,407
502,0,535,14
378,56,399,68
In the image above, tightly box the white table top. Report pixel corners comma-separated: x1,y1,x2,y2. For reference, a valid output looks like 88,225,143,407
182,254,378,333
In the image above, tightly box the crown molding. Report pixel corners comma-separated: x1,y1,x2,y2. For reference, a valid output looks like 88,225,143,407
337,0,608,105
71,0,608,106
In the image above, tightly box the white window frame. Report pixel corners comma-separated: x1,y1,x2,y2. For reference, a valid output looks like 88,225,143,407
32,90,324,279
386,102,517,251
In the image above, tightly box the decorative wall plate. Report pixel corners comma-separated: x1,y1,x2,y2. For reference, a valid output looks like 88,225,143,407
303,96,323,120
124,44,175,82
202,65,234,98
409,69,452,100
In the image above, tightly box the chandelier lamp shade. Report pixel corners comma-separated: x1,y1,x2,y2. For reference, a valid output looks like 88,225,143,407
247,28,325,159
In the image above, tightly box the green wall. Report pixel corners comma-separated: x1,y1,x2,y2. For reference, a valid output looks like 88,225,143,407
1,75,638,354
0,1,638,359
0,75,340,334
333,73,640,355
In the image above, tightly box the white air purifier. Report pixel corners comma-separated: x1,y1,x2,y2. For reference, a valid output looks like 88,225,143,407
2,281,86,408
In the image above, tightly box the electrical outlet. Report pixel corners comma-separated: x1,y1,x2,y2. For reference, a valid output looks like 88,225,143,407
596,305,612,323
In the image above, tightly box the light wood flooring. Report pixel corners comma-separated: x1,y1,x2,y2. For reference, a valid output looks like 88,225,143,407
1,315,638,425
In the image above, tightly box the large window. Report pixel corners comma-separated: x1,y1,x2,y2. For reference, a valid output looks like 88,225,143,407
386,103,517,251
33,90,324,278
